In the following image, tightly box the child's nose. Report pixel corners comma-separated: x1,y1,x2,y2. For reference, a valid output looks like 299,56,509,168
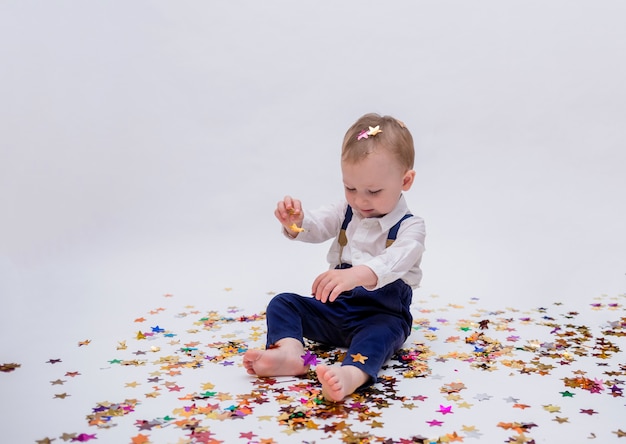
355,195,369,208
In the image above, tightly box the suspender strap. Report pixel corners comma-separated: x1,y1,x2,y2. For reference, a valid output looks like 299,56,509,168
338,205,413,263
386,213,413,247
338,205,353,248
337,205,353,264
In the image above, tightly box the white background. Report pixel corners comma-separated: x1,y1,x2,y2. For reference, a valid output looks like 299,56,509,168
1,1,625,442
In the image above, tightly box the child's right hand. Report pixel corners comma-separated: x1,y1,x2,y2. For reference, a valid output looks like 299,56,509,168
275,195,304,237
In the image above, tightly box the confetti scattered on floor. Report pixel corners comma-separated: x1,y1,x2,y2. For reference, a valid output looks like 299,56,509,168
4,290,625,443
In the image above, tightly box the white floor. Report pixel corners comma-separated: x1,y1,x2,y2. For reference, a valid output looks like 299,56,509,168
2,2,625,443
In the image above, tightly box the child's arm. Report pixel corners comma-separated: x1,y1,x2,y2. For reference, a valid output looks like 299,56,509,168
312,214,426,301
275,195,305,238
361,217,426,289
311,265,377,303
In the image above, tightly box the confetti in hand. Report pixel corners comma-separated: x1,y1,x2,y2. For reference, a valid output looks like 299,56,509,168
289,223,305,233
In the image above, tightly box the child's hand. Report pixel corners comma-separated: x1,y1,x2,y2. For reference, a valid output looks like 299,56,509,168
312,266,377,303
275,195,304,237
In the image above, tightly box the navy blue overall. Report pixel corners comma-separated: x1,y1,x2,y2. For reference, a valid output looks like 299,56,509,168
265,205,414,385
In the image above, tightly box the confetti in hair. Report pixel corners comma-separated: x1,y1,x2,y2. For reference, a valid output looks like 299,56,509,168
356,125,383,140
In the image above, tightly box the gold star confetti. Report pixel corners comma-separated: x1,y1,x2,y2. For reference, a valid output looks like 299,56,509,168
17,290,625,443
350,353,368,364
289,223,305,233
368,125,382,136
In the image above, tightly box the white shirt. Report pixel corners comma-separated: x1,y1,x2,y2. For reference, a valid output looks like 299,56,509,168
291,195,425,290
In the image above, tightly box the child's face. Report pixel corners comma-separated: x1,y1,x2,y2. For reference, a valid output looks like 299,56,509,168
341,149,415,218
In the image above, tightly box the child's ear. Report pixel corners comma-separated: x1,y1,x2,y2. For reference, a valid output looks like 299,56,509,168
402,170,416,191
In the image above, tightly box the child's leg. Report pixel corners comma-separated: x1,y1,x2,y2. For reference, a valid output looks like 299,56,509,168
316,364,369,402
264,292,347,346
243,337,308,377
244,292,346,378
346,314,409,378
317,313,409,401
316,280,413,401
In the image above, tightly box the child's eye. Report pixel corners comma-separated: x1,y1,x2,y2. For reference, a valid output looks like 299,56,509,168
345,187,356,193
368,189,382,195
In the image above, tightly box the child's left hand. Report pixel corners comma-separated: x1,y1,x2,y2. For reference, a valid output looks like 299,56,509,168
311,265,377,303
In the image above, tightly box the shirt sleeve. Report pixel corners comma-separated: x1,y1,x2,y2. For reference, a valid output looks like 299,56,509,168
362,215,426,289
282,201,346,244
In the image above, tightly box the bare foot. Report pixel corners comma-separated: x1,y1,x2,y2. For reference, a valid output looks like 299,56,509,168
316,364,369,402
243,338,309,377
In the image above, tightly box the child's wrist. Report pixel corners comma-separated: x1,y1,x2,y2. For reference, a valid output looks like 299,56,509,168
284,226,300,239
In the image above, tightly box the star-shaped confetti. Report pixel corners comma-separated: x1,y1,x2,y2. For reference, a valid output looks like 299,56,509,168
0,362,21,372
350,353,368,364
18,290,625,443
71,433,97,442
437,404,453,414
301,350,319,366
367,125,382,136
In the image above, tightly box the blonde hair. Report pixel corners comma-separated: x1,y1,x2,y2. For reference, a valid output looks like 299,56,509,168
341,113,414,170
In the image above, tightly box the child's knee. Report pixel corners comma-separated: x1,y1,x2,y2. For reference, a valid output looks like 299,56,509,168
266,292,299,314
